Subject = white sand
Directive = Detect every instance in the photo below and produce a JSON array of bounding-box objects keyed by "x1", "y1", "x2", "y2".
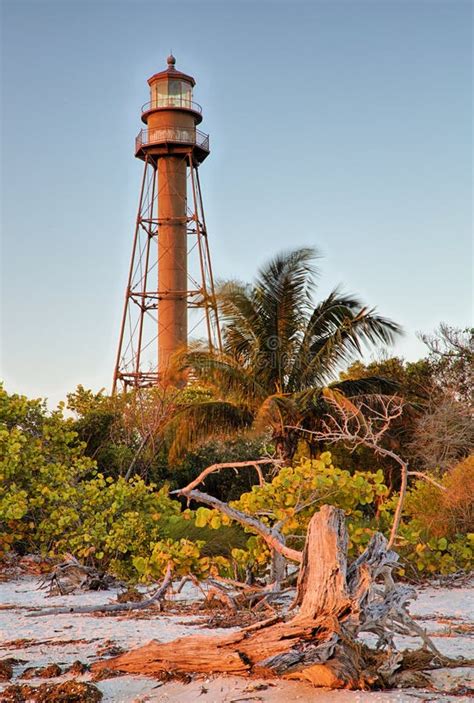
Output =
[{"x1": 0, "y1": 576, "x2": 472, "y2": 702}]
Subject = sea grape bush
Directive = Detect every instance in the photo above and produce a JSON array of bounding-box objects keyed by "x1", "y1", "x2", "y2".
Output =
[
  {"x1": 0, "y1": 386, "x2": 96, "y2": 555},
  {"x1": 37, "y1": 476, "x2": 184, "y2": 578},
  {"x1": 233, "y1": 453, "x2": 389, "y2": 541},
  {"x1": 0, "y1": 386, "x2": 244, "y2": 580},
  {"x1": 0, "y1": 386, "x2": 204, "y2": 578},
  {"x1": 397, "y1": 530, "x2": 473, "y2": 577},
  {"x1": 132, "y1": 536, "x2": 230, "y2": 582}
]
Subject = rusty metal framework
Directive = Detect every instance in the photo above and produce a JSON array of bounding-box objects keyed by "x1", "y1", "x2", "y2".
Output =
[{"x1": 112, "y1": 152, "x2": 221, "y2": 392}]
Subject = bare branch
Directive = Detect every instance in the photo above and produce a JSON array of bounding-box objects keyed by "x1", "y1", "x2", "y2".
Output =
[
  {"x1": 173, "y1": 487, "x2": 302, "y2": 564},
  {"x1": 287, "y1": 394, "x2": 409, "y2": 547},
  {"x1": 408, "y1": 396, "x2": 474, "y2": 473},
  {"x1": 179, "y1": 459, "x2": 279, "y2": 494},
  {"x1": 407, "y1": 471, "x2": 446, "y2": 491}
]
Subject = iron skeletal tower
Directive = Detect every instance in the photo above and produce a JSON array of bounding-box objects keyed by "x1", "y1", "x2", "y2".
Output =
[{"x1": 113, "y1": 56, "x2": 221, "y2": 392}]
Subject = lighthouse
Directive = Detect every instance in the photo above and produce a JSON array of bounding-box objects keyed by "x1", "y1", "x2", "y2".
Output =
[{"x1": 113, "y1": 56, "x2": 221, "y2": 391}]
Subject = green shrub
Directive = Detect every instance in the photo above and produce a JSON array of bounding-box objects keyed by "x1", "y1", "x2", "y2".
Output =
[
  {"x1": 0, "y1": 385, "x2": 96, "y2": 555},
  {"x1": 133, "y1": 538, "x2": 218, "y2": 581},
  {"x1": 38, "y1": 476, "x2": 184, "y2": 578},
  {"x1": 163, "y1": 516, "x2": 248, "y2": 557},
  {"x1": 393, "y1": 456, "x2": 474, "y2": 577},
  {"x1": 396, "y1": 528, "x2": 473, "y2": 577},
  {"x1": 2, "y1": 383, "x2": 471, "y2": 582},
  {"x1": 0, "y1": 385, "x2": 192, "y2": 579}
]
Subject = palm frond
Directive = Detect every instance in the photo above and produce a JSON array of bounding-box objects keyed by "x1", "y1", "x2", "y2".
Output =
[
  {"x1": 288, "y1": 288, "x2": 402, "y2": 391},
  {"x1": 332, "y1": 376, "x2": 400, "y2": 397},
  {"x1": 253, "y1": 248, "x2": 319, "y2": 335},
  {"x1": 254, "y1": 393, "x2": 300, "y2": 434},
  {"x1": 217, "y1": 250, "x2": 321, "y2": 384},
  {"x1": 217, "y1": 281, "x2": 261, "y2": 361},
  {"x1": 166, "y1": 400, "x2": 253, "y2": 463},
  {"x1": 178, "y1": 347, "x2": 267, "y2": 407}
]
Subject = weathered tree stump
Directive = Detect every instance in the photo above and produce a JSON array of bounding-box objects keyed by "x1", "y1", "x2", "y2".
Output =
[{"x1": 92, "y1": 505, "x2": 444, "y2": 689}]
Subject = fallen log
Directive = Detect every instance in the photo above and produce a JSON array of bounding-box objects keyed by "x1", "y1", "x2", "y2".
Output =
[{"x1": 92, "y1": 505, "x2": 452, "y2": 689}]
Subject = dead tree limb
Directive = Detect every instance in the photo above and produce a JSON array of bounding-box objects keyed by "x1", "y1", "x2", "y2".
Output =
[
  {"x1": 179, "y1": 459, "x2": 278, "y2": 494},
  {"x1": 172, "y1": 487, "x2": 302, "y2": 564},
  {"x1": 38, "y1": 556, "x2": 117, "y2": 596},
  {"x1": 92, "y1": 506, "x2": 449, "y2": 689},
  {"x1": 124, "y1": 429, "x2": 153, "y2": 481},
  {"x1": 407, "y1": 471, "x2": 446, "y2": 491},
  {"x1": 27, "y1": 564, "x2": 173, "y2": 618},
  {"x1": 174, "y1": 458, "x2": 294, "y2": 582}
]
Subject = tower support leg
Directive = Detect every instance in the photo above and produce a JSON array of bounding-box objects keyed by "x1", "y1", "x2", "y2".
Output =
[{"x1": 113, "y1": 152, "x2": 221, "y2": 392}]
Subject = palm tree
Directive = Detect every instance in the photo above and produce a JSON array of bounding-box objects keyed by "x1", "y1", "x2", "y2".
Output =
[{"x1": 168, "y1": 247, "x2": 401, "y2": 461}]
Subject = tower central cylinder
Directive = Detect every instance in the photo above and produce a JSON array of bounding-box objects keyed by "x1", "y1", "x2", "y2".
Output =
[{"x1": 157, "y1": 156, "x2": 188, "y2": 374}]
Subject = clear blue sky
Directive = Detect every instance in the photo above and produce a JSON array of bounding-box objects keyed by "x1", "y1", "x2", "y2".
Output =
[{"x1": 1, "y1": 0, "x2": 472, "y2": 409}]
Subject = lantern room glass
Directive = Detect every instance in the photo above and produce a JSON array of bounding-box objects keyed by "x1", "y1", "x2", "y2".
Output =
[{"x1": 152, "y1": 79, "x2": 193, "y2": 108}]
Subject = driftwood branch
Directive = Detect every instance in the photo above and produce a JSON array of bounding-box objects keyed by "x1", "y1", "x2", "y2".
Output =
[
  {"x1": 178, "y1": 458, "x2": 279, "y2": 494},
  {"x1": 174, "y1": 487, "x2": 302, "y2": 564},
  {"x1": 38, "y1": 556, "x2": 116, "y2": 596},
  {"x1": 27, "y1": 563, "x2": 173, "y2": 618}
]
